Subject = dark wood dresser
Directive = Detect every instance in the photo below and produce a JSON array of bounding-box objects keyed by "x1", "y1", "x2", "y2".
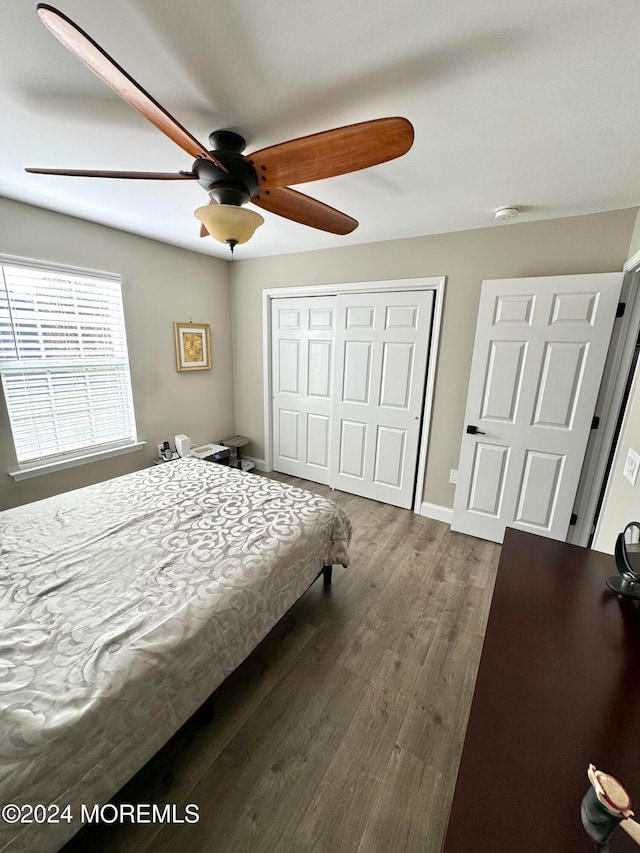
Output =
[{"x1": 442, "y1": 528, "x2": 640, "y2": 852}]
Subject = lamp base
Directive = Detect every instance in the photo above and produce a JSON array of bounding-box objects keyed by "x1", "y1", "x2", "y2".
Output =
[{"x1": 606, "y1": 575, "x2": 640, "y2": 599}]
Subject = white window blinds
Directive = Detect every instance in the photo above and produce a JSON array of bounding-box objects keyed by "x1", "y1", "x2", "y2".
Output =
[{"x1": 0, "y1": 261, "x2": 137, "y2": 465}]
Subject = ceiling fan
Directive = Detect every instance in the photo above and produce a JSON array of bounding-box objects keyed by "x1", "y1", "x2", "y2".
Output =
[{"x1": 25, "y1": 5, "x2": 415, "y2": 253}]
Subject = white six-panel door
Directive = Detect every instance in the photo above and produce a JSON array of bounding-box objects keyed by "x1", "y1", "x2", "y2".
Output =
[
  {"x1": 330, "y1": 290, "x2": 433, "y2": 508},
  {"x1": 451, "y1": 273, "x2": 623, "y2": 543},
  {"x1": 272, "y1": 297, "x2": 335, "y2": 483}
]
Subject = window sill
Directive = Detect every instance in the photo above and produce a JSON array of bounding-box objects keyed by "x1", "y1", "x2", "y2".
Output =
[{"x1": 9, "y1": 441, "x2": 146, "y2": 482}]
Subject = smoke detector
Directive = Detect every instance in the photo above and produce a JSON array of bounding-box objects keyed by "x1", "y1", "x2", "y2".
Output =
[{"x1": 495, "y1": 206, "x2": 519, "y2": 221}]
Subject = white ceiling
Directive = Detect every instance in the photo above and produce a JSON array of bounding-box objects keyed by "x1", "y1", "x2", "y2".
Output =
[{"x1": 2, "y1": 0, "x2": 640, "y2": 260}]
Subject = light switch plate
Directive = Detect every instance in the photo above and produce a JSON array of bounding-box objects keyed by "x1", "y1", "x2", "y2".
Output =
[{"x1": 623, "y1": 448, "x2": 640, "y2": 486}]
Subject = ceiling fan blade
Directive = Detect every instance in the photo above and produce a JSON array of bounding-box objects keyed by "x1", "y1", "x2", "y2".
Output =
[
  {"x1": 25, "y1": 167, "x2": 196, "y2": 180},
  {"x1": 252, "y1": 187, "x2": 357, "y2": 235},
  {"x1": 36, "y1": 5, "x2": 226, "y2": 171},
  {"x1": 247, "y1": 117, "x2": 414, "y2": 188}
]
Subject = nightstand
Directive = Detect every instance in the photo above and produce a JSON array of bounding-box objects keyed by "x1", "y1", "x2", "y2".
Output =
[{"x1": 221, "y1": 435, "x2": 255, "y2": 472}]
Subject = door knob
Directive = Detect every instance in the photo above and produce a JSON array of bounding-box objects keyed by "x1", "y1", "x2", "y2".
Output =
[{"x1": 466, "y1": 425, "x2": 486, "y2": 435}]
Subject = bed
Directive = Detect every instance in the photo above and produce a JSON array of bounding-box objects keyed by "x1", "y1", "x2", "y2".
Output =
[{"x1": 0, "y1": 457, "x2": 351, "y2": 852}]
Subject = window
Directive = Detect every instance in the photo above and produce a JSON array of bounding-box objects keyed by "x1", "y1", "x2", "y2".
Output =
[{"x1": 0, "y1": 258, "x2": 138, "y2": 469}]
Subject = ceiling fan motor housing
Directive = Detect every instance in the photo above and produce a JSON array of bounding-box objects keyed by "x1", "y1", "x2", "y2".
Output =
[{"x1": 193, "y1": 131, "x2": 257, "y2": 206}]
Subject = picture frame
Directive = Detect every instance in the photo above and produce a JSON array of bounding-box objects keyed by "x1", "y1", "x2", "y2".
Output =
[{"x1": 174, "y1": 322, "x2": 211, "y2": 371}]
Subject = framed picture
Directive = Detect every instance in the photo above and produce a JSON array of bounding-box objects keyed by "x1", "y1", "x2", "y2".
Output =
[{"x1": 174, "y1": 322, "x2": 211, "y2": 371}]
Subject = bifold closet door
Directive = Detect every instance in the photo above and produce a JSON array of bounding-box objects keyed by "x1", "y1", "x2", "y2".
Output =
[
  {"x1": 271, "y1": 296, "x2": 335, "y2": 483},
  {"x1": 330, "y1": 290, "x2": 434, "y2": 508}
]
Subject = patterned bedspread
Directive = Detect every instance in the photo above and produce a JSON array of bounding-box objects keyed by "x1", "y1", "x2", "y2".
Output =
[{"x1": 0, "y1": 458, "x2": 351, "y2": 851}]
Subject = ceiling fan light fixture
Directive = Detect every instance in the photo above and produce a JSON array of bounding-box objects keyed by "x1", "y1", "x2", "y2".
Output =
[{"x1": 194, "y1": 204, "x2": 265, "y2": 250}]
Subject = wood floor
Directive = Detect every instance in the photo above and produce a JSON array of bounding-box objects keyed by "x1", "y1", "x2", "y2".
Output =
[{"x1": 62, "y1": 475, "x2": 501, "y2": 853}]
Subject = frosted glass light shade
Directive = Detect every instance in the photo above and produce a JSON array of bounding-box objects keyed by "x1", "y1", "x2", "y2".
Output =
[{"x1": 194, "y1": 204, "x2": 264, "y2": 246}]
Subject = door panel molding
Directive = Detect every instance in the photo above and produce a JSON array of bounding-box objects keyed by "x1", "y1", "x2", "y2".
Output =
[
  {"x1": 468, "y1": 443, "x2": 510, "y2": 516},
  {"x1": 343, "y1": 341, "x2": 372, "y2": 404},
  {"x1": 481, "y1": 341, "x2": 527, "y2": 422}
]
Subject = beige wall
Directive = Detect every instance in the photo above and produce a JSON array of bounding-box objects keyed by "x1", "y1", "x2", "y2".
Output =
[
  {"x1": 627, "y1": 208, "x2": 640, "y2": 260},
  {"x1": 593, "y1": 358, "x2": 640, "y2": 553},
  {"x1": 2, "y1": 200, "x2": 636, "y2": 513},
  {"x1": 230, "y1": 208, "x2": 637, "y2": 509},
  {"x1": 0, "y1": 197, "x2": 233, "y2": 509}
]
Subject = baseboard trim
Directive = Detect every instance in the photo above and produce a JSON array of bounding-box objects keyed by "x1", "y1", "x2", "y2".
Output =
[
  {"x1": 419, "y1": 501, "x2": 453, "y2": 524},
  {"x1": 245, "y1": 455, "x2": 267, "y2": 472},
  {"x1": 244, "y1": 464, "x2": 452, "y2": 516}
]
